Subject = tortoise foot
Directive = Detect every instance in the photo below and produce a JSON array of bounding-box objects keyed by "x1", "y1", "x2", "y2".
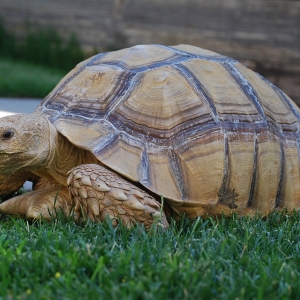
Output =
[
  {"x1": 0, "y1": 186, "x2": 73, "y2": 220},
  {"x1": 67, "y1": 164, "x2": 169, "y2": 229}
]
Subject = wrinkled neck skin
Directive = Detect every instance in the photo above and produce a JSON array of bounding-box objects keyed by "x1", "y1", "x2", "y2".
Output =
[{"x1": 32, "y1": 120, "x2": 98, "y2": 187}]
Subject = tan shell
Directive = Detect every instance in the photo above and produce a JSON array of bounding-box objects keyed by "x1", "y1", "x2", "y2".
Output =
[{"x1": 35, "y1": 44, "x2": 300, "y2": 218}]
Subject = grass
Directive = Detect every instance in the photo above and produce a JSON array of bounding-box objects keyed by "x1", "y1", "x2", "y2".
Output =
[
  {"x1": 0, "y1": 21, "x2": 86, "y2": 98},
  {"x1": 1, "y1": 212, "x2": 300, "y2": 299},
  {"x1": 0, "y1": 22, "x2": 85, "y2": 72},
  {"x1": 0, "y1": 58, "x2": 64, "y2": 98}
]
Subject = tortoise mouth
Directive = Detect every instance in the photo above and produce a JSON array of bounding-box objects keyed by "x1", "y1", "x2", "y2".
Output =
[{"x1": 0, "y1": 150, "x2": 25, "y2": 154}]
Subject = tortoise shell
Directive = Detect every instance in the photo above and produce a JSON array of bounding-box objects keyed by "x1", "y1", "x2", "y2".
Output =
[{"x1": 35, "y1": 44, "x2": 300, "y2": 218}]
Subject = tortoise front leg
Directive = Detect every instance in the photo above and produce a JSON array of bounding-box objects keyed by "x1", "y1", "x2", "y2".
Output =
[
  {"x1": 67, "y1": 164, "x2": 169, "y2": 229},
  {"x1": 0, "y1": 185, "x2": 73, "y2": 220}
]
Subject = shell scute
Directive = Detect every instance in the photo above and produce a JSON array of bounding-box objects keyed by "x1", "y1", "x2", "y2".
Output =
[
  {"x1": 50, "y1": 65, "x2": 133, "y2": 118},
  {"x1": 113, "y1": 65, "x2": 214, "y2": 137},
  {"x1": 91, "y1": 44, "x2": 183, "y2": 69},
  {"x1": 235, "y1": 62, "x2": 300, "y2": 131},
  {"x1": 180, "y1": 59, "x2": 263, "y2": 123}
]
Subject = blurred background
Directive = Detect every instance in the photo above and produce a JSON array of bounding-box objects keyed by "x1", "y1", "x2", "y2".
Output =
[{"x1": 0, "y1": 0, "x2": 299, "y2": 105}]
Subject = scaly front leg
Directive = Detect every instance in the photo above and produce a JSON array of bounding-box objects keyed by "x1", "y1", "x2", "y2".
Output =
[{"x1": 67, "y1": 164, "x2": 169, "y2": 229}]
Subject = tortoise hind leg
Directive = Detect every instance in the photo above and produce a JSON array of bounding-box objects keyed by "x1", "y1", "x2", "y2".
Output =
[
  {"x1": 67, "y1": 164, "x2": 169, "y2": 229},
  {"x1": 0, "y1": 185, "x2": 73, "y2": 220}
]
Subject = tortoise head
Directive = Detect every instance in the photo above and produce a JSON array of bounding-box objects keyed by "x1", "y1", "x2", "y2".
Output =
[{"x1": 0, "y1": 114, "x2": 55, "y2": 174}]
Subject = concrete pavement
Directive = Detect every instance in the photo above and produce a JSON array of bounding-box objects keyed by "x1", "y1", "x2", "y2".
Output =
[{"x1": 0, "y1": 97, "x2": 42, "y2": 117}]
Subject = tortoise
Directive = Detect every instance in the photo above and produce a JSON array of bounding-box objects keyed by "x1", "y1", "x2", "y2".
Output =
[{"x1": 0, "y1": 44, "x2": 300, "y2": 229}]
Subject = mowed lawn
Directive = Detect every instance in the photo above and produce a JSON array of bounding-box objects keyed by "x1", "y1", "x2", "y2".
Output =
[
  {"x1": 1, "y1": 59, "x2": 300, "y2": 299},
  {"x1": 0, "y1": 58, "x2": 64, "y2": 98},
  {"x1": 0, "y1": 213, "x2": 300, "y2": 299}
]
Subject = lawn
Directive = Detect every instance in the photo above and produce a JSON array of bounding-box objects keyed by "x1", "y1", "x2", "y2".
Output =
[
  {"x1": 0, "y1": 212, "x2": 300, "y2": 299},
  {"x1": 0, "y1": 58, "x2": 64, "y2": 98}
]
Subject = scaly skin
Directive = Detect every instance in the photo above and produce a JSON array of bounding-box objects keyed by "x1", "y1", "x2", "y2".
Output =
[
  {"x1": 68, "y1": 164, "x2": 169, "y2": 229},
  {"x1": 0, "y1": 114, "x2": 168, "y2": 228}
]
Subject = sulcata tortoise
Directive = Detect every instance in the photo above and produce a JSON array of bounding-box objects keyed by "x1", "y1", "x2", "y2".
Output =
[{"x1": 0, "y1": 44, "x2": 300, "y2": 229}]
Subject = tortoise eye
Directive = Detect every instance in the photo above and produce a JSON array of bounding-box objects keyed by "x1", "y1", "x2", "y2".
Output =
[{"x1": 1, "y1": 130, "x2": 14, "y2": 140}]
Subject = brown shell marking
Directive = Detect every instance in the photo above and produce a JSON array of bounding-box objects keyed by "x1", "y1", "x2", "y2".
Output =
[{"x1": 36, "y1": 44, "x2": 300, "y2": 217}]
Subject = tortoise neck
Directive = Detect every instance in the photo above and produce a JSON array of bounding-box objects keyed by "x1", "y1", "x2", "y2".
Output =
[{"x1": 33, "y1": 124, "x2": 97, "y2": 186}]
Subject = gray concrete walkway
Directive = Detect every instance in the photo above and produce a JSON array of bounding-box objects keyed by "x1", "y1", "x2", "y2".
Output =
[{"x1": 0, "y1": 97, "x2": 42, "y2": 117}]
